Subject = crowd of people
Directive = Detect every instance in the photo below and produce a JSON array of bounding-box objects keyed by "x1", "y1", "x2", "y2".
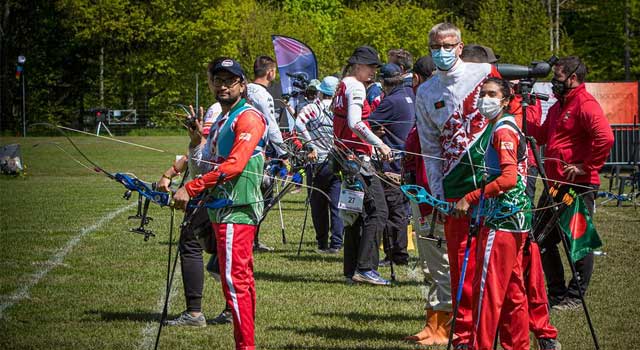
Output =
[{"x1": 157, "y1": 21, "x2": 614, "y2": 350}]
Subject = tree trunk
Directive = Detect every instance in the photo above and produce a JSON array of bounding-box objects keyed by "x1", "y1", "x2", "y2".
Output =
[
  {"x1": 100, "y1": 46, "x2": 104, "y2": 108},
  {"x1": 624, "y1": 0, "x2": 630, "y2": 81},
  {"x1": 555, "y1": 0, "x2": 560, "y2": 53},
  {"x1": 548, "y1": 0, "x2": 553, "y2": 53}
]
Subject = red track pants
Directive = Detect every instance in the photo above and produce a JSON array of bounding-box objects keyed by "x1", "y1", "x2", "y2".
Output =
[
  {"x1": 524, "y1": 241, "x2": 558, "y2": 339},
  {"x1": 470, "y1": 228, "x2": 529, "y2": 350},
  {"x1": 445, "y1": 214, "x2": 476, "y2": 346},
  {"x1": 214, "y1": 222, "x2": 257, "y2": 350}
]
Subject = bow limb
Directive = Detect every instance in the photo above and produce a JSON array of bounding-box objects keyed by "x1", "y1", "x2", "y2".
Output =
[{"x1": 400, "y1": 185, "x2": 452, "y2": 214}]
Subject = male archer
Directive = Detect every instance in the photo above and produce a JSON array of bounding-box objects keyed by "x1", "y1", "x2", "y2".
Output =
[{"x1": 174, "y1": 58, "x2": 268, "y2": 350}]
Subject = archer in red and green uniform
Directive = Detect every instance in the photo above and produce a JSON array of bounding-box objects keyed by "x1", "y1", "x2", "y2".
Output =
[
  {"x1": 454, "y1": 78, "x2": 531, "y2": 350},
  {"x1": 174, "y1": 58, "x2": 267, "y2": 350}
]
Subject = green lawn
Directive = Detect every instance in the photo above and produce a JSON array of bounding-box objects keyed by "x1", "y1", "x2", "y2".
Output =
[{"x1": 1, "y1": 136, "x2": 638, "y2": 349}]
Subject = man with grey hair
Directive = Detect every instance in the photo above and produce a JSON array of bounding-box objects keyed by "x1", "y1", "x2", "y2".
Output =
[{"x1": 415, "y1": 22, "x2": 500, "y2": 349}]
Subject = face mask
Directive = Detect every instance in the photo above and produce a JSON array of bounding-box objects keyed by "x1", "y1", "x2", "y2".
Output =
[
  {"x1": 431, "y1": 48, "x2": 457, "y2": 71},
  {"x1": 551, "y1": 62, "x2": 581, "y2": 98},
  {"x1": 551, "y1": 78, "x2": 568, "y2": 98},
  {"x1": 478, "y1": 97, "x2": 503, "y2": 120}
]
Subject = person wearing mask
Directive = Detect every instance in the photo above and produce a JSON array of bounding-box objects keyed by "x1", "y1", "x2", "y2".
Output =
[
  {"x1": 415, "y1": 22, "x2": 500, "y2": 349},
  {"x1": 461, "y1": 44, "x2": 560, "y2": 350},
  {"x1": 295, "y1": 76, "x2": 344, "y2": 253},
  {"x1": 369, "y1": 63, "x2": 414, "y2": 266},
  {"x1": 455, "y1": 77, "x2": 531, "y2": 350},
  {"x1": 333, "y1": 45, "x2": 392, "y2": 286},
  {"x1": 527, "y1": 56, "x2": 614, "y2": 311},
  {"x1": 173, "y1": 58, "x2": 268, "y2": 350},
  {"x1": 404, "y1": 55, "x2": 452, "y2": 347}
]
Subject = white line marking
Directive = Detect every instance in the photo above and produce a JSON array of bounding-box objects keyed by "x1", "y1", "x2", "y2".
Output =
[
  {"x1": 138, "y1": 267, "x2": 181, "y2": 350},
  {"x1": 0, "y1": 203, "x2": 136, "y2": 320}
]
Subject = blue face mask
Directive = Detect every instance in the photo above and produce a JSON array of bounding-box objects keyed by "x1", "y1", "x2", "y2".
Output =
[{"x1": 431, "y1": 48, "x2": 458, "y2": 71}]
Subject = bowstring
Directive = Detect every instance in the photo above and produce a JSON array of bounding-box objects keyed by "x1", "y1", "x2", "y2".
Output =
[
  {"x1": 329, "y1": 133, "x2": 596, "y2": 192},
  {"x1": 45, "y1": 123, "x2": 609, "y2": 209},
  {"x1": 47, "y1": 124, "x2": 334, "y2": 203},
  {"x1": 326, "y1": 133, "x2": 600, "y2": 216},
  {"x1": 33, "y1": 141, "x2": 95, "y2": 172}
]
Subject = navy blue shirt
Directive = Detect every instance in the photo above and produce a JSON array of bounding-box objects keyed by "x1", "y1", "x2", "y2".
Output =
[{"x1": 369, "y1": 85, "x2": 416, "y2": 173}]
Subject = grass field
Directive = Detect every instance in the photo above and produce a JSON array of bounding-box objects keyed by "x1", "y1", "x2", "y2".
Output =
[{"x1": 1, "y1": 135, "x2": 639, "y2": 350}]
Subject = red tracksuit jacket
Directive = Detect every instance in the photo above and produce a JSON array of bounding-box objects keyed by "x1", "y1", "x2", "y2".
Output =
[{"x1": 527, "y1": 83, "x2": 614, "y2": 185}]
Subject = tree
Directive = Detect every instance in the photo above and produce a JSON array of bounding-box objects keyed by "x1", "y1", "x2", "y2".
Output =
[
  {"x1": 474, "y1": 0, "x2": 556, "y2": 65},
  {"x1": 562, "y1": 0, "x2": 640, "y2": 81}
]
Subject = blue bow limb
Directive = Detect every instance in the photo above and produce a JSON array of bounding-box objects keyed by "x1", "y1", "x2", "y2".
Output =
[
  {"x1": 400, "y1": 185, "x2": 453, "y2": 214},
  {"x1": 115, "y1": 173, "x2": 235, "y2": 210},
  {"x1": 400, "y1": 184, "x2": 521, "y2": 219},
  {"x1": 115, "y1": 173, "x2": 171, "y2": 206}
]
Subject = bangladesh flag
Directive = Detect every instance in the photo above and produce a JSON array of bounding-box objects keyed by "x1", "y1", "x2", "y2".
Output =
[{"x1": 557, "y1": 196, "x2": 602, "y2": 262}]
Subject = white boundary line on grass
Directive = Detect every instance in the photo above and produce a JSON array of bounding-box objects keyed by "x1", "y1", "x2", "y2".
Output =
[
  {"x1": 0, "y1": 203, "x2": 136, "y2": 320},
  {"x1": 138, "y1": 268, "x2": 181, "y2": 350}
]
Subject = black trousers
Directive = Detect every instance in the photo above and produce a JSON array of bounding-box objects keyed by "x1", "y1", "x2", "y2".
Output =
[
  {"x1": 343, "y1": 173, "x2": 388, "y2": 277},
  {"x1": 380, "y1": 181, "x2": 409, "y2": 264},
  {"x1": 537, "y1": 184, "x2": 597, "y2": 301},
  {"x1": 306, "y1": 162, "x2": 344, "y2": 250},
  {"x1": 179, "y1": 207, "x2": 214, "y2": 312}
]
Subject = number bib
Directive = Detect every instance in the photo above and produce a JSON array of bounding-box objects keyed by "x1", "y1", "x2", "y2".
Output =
[{"x1": 338, "y1": 188, "x2": 364, "y2": 212}]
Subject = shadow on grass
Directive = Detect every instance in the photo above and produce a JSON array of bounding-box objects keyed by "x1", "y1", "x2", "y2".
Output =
[
  {"x1": 265, "y1": 345, "x2": 409, "y2": 350},
  {"x1": 312, "y1": 310, "x2": 422, "y2": 322},
  {"x1": 373, "y1": 296, "x2": 422, "y2": 303},
  {"x1": 86, "y1": 309, "x2": 162, "y2": 322},
  {"x1": 281, "y1": 253, "x2": 343, "y2": 263},
  {"x1": 254, "y1": 271, "x2": 346, "y2": 285},
  {"x1": 280, "y1": 199, "x2": 305, "y2": 205},
  {"x1": 265, "y1": 325, "x2": 409, "y2": 348},
  {"x1": 276, "y1": 207, "x2": 308, "y2": 212}
]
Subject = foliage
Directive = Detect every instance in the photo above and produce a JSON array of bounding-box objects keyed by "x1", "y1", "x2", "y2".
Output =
[
  {"x1": 1, "y1": 0, "x2": 638, "y2": 134},
  {"x1": 563, "y1": 0, "x2": 640, "y2": 81},
  {"x1": 474, "y1": 0, "x2": 555, "y2": 65}
]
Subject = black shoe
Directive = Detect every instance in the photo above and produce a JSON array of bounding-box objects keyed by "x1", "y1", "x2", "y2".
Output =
[
  {"x1": 552, "y1": 297, "x2": 582, "y2": 311},
  {"x1": 537, "y1": 338, "x2": 562, "y2": 350},
  {"x1": 209, "y1": 308, "x2": 233, "y2": 324},
  {"x1": 253, "y1": 242, "x2": 274, "y2": 252},
  {"x1": 165, "y1": 311, "x2": 206, "y2": 327},
  {"x1": 393, "y1": 258, "x2": 409, "y2": 266},
  {"x1": 548, "y1": 295, "x2": 563, "y2": 308},
  {"x1": 378, "y1": 258, "x2": 392, "y2": 267}
]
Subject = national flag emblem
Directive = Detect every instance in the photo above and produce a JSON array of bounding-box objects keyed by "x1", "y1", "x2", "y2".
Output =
[
  {"x1": 434, "y1": 100, "x2": 445, "y2": 109},
  {"x1": 500, "y1": 141, "x2": 514, "y2": 150},
  {"x1": 558, "y1": 196, "x2": 602, "y2": 262}
]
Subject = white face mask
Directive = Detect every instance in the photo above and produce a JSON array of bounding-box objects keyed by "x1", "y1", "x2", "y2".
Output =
[{"x1": 478, "y1": 97, "x2": 504, "y2": 120}]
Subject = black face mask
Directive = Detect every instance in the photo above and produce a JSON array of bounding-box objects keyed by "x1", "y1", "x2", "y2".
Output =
[
  {"x1": 551, "y1": 78, "x2": 568, "y2": 97},
  {"x1": 551, "y1": 62, "x2": 582, "y2": 98}
]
